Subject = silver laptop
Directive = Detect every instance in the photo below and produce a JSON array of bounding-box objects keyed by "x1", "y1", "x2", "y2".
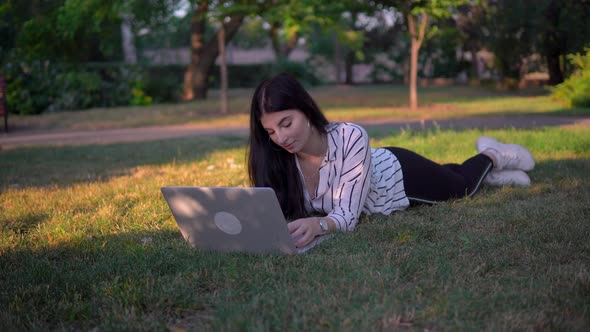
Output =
[{"x1": 161, "y1": 186, "x2": 328, "y2": 255}]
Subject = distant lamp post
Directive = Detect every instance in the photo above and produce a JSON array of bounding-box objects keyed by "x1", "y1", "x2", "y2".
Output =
[{"x1": 0, "y1": 73, "x2": 8, "y2": 132}]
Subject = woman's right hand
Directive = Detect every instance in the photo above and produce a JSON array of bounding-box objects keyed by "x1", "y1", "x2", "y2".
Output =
[{"x1": 287, "y1": 217, "x2": 323, "y2": 248}]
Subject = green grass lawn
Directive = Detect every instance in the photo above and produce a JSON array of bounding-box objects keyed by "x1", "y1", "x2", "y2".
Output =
[
  {"x1": 7, "y1": 85, "x2": 589, "y2": 132},
  {"x1": 1, "y1": 123, "x2": 589, "y2": 330}
]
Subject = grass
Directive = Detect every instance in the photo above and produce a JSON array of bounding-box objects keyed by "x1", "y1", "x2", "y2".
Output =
[
  {"x1": 6, "y1": 85, "x2": 589, "y2": 132},
  {"x1": 1, "y1": 121, "x2": 590, "y2": 330}
]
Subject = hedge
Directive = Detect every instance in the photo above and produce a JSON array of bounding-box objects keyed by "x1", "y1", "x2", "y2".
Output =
[{"x1": 1, "y1": 61, "x2": 320, "y2": 115}]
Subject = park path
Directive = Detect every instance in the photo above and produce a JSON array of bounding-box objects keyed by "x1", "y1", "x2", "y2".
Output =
[{"x1": 1, "y1": 114, "x2": 589, "y2": 150}]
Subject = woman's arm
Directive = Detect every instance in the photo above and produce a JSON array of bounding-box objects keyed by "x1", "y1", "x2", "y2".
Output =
[
  {"x1": 326, "y1": 124, "x2": 372, "y2": 231},
  {"x1": 288, "y1": 216, "x2": 337, "y2": 248},
  {"x1": 288, "y1": 124, "x2": 372, "y2": 248}
]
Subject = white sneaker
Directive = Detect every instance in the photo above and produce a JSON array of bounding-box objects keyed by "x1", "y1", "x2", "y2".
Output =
[
  {"x1": 484, "y1": 169, "x2": 531, "y2": 187},
  {"x1": 476, "y1": 136, "x2": 535, "y2": 171}
]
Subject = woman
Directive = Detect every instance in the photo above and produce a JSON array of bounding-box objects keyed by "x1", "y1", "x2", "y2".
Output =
[{"x1": 247, "y1": 73, "x2": 535, "y2": 248}]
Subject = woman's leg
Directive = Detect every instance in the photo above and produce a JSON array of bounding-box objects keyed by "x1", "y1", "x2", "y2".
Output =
[{"x1": 385, "y1": 147, "x2": 493, "y2": 205}]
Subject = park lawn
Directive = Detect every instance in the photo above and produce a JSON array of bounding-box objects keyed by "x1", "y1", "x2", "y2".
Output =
[
  {"x1": 1, "y1": 124, "x2": 589, "y2": 330},
  {"x1": 7, "y1": 85, "x2": 588, "y2": 132}
]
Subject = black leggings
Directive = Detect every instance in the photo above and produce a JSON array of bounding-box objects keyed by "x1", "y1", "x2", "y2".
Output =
[{"x1": 385, "y1": 147, "x2": 493, "y2": 205}]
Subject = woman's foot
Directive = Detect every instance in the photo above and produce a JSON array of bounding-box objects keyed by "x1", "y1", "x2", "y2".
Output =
[
  {"x1": 476, "y1": 136, "x2": 535, "y2": 171},
  {"x1": 485, "y1": 169, "x2": 531, "y2": 187}
]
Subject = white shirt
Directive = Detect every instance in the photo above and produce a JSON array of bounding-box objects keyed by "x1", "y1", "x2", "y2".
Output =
[{"x1": 296, "y1": 122, "x2": 409, "y2": 231}]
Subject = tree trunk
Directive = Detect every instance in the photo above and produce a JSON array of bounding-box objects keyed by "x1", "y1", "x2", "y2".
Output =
[
  {"x1": 409, "y1": 42, "x2": 419, "y2": 110},
  {"x1": 182, "y1": 1, "x2": 243, "y2": 100},
  {"x1": 546, "y1": 53, "x2": 563, "y2": 85},
  {"x1": 334, "y1": 36, "x2": 343, "y2": 84},
  {"x1": 407, "y1": 12, "x2": 427, "y2": 110},
  {"x1": 269, "y1": 22, "x2": 298, "y2": 62},
  {"x1": 343, "y1": 11, "x2": 359, "y2": 85},
  {"x1": 543, "y1": 0, "x2": 564, "y2": 85},
  {"x1": 121, "y1": 14, "x2": 137, "y2": 64},
  {"x1": 269, "y1": 22, "x2": 284, "y2": 61},
  {"x1": 218, "y1": 24, "x2": 228, "y2": 114},
  {"x1": 470, "y1": 48, "x2": 480, "y2": 82},
  {"x1": 344, "y1": 49, "x2": 355, "y2": 85}
]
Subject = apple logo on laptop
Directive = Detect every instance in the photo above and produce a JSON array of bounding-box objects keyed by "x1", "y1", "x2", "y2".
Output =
[{"x1": 214, "y1": 211, "x2": 243, "y2": 235}]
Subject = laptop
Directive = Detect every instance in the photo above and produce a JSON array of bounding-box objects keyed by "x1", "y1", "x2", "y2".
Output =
[{"x1": 161, "y1": 186, "x2": 329, "y2": 255}]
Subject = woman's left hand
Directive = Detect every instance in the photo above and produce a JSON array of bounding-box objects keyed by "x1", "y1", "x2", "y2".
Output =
[{"x1": 287, "y1": 217, "x2": 322, "y2": 248}]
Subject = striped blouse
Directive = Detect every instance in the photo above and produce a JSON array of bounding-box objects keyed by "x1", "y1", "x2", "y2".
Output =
[{"x1": 296, "y1": 122, "x2": 410, "y2": 231}]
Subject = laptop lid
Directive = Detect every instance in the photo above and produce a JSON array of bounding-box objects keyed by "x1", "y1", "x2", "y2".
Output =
[{"x1": 161, "y1": 186, "x2": 298, "y2": 255}]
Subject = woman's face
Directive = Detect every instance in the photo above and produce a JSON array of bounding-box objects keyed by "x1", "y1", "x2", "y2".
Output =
[{"x1": 260, "y1": 109, "x2": 313, "y2": 154}]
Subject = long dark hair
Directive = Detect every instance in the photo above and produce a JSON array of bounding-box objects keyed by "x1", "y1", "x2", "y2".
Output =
[{"x1": 247, "y1": 73, "x2": 329, "y2": 220}]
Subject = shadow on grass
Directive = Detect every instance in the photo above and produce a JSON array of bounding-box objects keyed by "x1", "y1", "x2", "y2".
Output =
[
  {"x1": 0, "y1": 212, "x2": 49, "y2": 236},
  {"x1": 0, "y1": 229, "x2": 213, "y2": 330},
  {"x1": 0, "y1": 135, "x2": 249, "y2": 190},
  {"x1": 0, "y1": 227, "x2": 297, "y2": 330},
  {"x1": 1, "y1": 157, "x2": 589, "y2": 330}
]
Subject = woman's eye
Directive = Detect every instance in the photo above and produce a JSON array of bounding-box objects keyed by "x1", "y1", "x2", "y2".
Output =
[{"x1": 283, "y1": 122, "x2": 292, "y2": 128}]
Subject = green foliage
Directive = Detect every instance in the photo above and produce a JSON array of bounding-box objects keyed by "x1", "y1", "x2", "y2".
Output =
[
  {"x1": 271, "y1": 60, "x2": 321, "y2": 86},
  {"x1": 405, "y1": 0, "x2": 470, "y2": 19},
  {"x1": 2, "y1": 0, "x2": 183, "y2": 63},
  {"x1": 4, "y1": 61, "x2": 57, "y2": 115},
  {"x1": 420, "y1": 25, "x2": 470, "y2": 78},
  {"x1": 141, "y1": 65, "x2": 184, "y2": 103},
  {"x1": 550, "y1": 48, "x2": 590, "y2": 108},
  {"x1": 3, "y1": 62, "x2": 143, "y2": 114},
  {"x1": 208, "y1": 62, "x2": 321, "y2": 88},
  {"x1": 1, "y1": 61, "x2": 320, "y2": 115},
  {"x1": 55, "y1": 71, "x2": 103, "y2": 110},
  {"x1": 231, "y1": 17, "x2": 269, "y2": 49},
  {"x1": 129, "y1": 81, "x2": 153, "y2": 106},
  {"x1": 484, "y1": 0, "x2": 542, "y2": 81}
]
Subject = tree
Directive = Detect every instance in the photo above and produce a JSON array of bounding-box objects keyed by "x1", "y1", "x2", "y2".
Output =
[
  {"x1": 302, "y1": 0, "x2": 374, "y2": 84},
  {"x1": 379, "y1": 0, "x2": 468, "y2": 110},
  {"x1": 538, "y1": 0, "x2": 590, "y2": 85},
  {"x1": 264, "y1": 0, "x2": 302, "y2": 62},
  {"x1": 483, "y1": 0, "x2": 541, "y2": 87},
  {"x1": 455, "y1": 1, "x2": 487, "y2": 81},
  {"x1": 405, "y1": 6, "x2": 427, "y2": 110},
  {"x1": 182, "y1": 1, "x2": 258, "y2": 100},
  {"x1": 478, "y1": 0, "x2": 590, "y2": 87},
  {"x1": 261, "y1": 0, "x2": 357, "y2": 66},
  {"x1": 0, "y1": 0, "x2": 179, "y2": 63},
  {"x1": 217, "y1": 23, "x2": 228, "y2": 113}
]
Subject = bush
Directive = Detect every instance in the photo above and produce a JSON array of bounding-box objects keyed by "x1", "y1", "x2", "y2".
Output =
[
  {"x1": 53, "y1": 70, "x2": 103, "y2": 111},
  {"x1": 1, "y1": 61, "x2": 320, "y2": 115},
  {"x1": 2, "y1": 62, "x2": 149, "y2": 114},
  {"x1": 270, "y1": 60, "x2": 321, "y2": 86},
  {"x1": 143, "y1": 65, "x2": 184, "y2": 102},
  {"x1": 550, "y1": 47, "x2": 590, "y2": 108},
  {"x1": 4, "y1": 61, "x2": 57, "y2": 115},
  {"x1": 208, "y1": 61, "x2": 321, "y2": 88}
]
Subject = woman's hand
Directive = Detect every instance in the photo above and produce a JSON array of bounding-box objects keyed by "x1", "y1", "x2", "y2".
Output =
[{"x1": 287, "y1": 217, "x2": 322, "y2": 248}]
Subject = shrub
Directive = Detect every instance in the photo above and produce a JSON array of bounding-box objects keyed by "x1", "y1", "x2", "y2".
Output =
[
  {"x1": 129, "y1": 81, "x2": 153, "y2": 106},
  {"x1": 208, "y1": 62, "x2": 321, "y2": 88},
  {"x1": 143, "y1": 65, "x2": 184, "y2": 102},
  {"x1": 4, "y1": 61, "x2": 57, "y2": 115},
  {"x1": 53, "y1": 70, "x2": 103, "y2": 111},
  {"x1": 270, "y1": 60, "x2": 321, "y2": 86},
  {"x1": 1, "y1": 61, "x2": 320, "y2": 115},
  {"x1": 2, "y1": 62, "x2": 145, "y2": 114},
  {"x1": 550, "y1": 47, "x2": 590, "y2": 108}
]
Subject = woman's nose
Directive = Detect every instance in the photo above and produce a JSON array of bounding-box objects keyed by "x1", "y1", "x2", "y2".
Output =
[{"x1": 276, "y1": 131, "x2": 286, "y2": 144}]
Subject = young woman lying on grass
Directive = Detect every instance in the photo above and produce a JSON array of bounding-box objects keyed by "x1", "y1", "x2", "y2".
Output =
[{"x1": 247, "y1": 73, "x2": 535, "y2": 249}]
